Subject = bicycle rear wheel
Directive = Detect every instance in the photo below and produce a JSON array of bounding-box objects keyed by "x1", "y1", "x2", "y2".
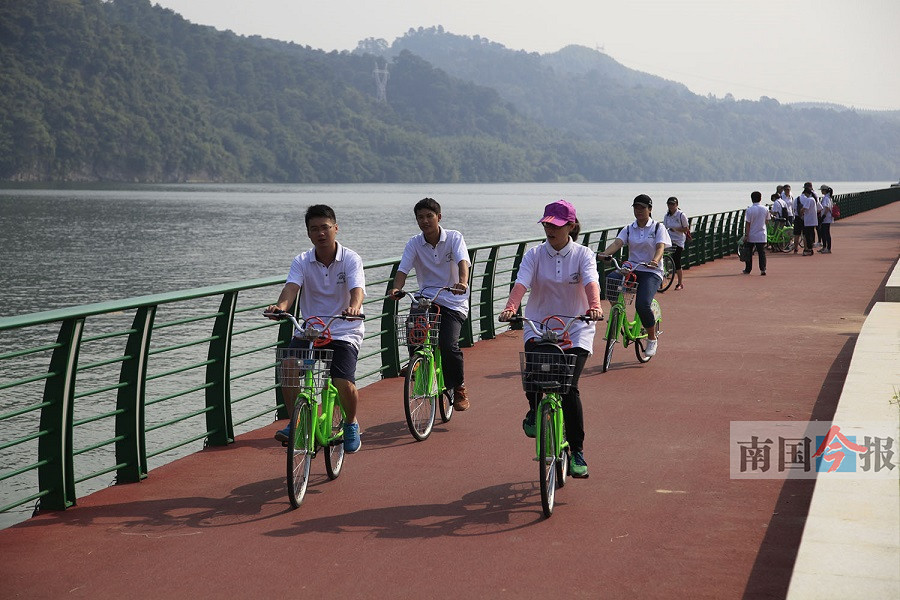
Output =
[
  {"x1": 602, "y1": 306, "x2": 621, "y2": 373},
  {"x1": 287, "y1": 398, "x2": 313, "y2": 509},
  {"x1": 439, "y1": 387, "x2": 454, "y2": 422},
  {"x1": 404, "y1": 354, "x2": 437, "y2": 441},
  {"x1": 538, "y1": 402, "x2": 557, "y2": 518},
  {"x1": 658, "y1": 254, "x2": 675, "y2": 292},
  {"x1": 324, "y1": 391, "x2": 345, "y2": 480}
]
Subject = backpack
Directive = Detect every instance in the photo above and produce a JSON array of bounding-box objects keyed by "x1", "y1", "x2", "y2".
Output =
[{"x1": 831, "y1": 204, "x2": 841, "y2": 219}]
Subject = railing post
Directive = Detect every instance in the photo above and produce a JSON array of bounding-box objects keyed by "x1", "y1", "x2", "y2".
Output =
[
  {"x1": 37, "y1": 318, "x2": 83, "y2": 510},
  {"x1": 382, "y1": 263, "x2": 402, "y2": 378},
  {"x1": 478, "y1": 246, "x2": 499, "y2": 341},
  {"x1": 508, "y1": 242, "x2": 528, "y2": 330},
  {"x1": 460, "y1": 248, "x2": 477, "y2": 347},
  {"x1": 115, "y1": 306, "x2": 155, "y2": 483},
  {"x1": 205, "y1": 292, "x2": 237, "y2": 446}
]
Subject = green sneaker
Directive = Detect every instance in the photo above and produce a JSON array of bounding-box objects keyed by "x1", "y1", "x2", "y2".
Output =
[
  {"x1": 570, "y1": 451, "x2": 589, "y2": 478},
  {"x1": 522, "y1": 410, "x2": 536, "y2": 438}
]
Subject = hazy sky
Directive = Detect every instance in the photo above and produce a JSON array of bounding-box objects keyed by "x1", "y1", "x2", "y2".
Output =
[{"x1": 152, "y1": 0, "x2": 899, "y2": 111}]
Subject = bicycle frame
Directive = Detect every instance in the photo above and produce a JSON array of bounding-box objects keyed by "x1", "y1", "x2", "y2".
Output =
[
  {"x1": 295, "y1": 376, "x2": 343, "y2": 454},
  {"x1": 605, "y1": 299, "x2": 645, "y2": 346}
]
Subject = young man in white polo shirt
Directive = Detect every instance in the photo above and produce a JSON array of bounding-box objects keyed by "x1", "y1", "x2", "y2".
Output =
[
  {"x1": 389, "y1": 198, "x2": 472, "y2": 410},
  {"x1": 742, "y1": 191, "x2": 769, "y2": 275},
  {"x1": 267, "y1": 204, "x2": 366, "y2": 452}
]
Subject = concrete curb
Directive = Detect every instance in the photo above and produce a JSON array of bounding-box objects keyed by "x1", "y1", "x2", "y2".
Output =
[{"x1": 786, "y1": 301, "x2": 900, "y2": 599}]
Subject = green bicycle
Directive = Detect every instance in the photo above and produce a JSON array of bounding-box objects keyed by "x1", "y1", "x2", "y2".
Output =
[
  {"x1": 267, "y1": 310, "x2": 364, "y2": 509},
  {"x1": 600, "y1": 257, "x2": 662, "y2": 372},
  {"x1": 766, "y1": 218, "x2": 795, "y2": 253},
  {"x1": 504, "y1": 313, "x2": 595, "y2": 518},
  {"x1": 394, "y1": 286, "x2": 455, "y2": 441}
]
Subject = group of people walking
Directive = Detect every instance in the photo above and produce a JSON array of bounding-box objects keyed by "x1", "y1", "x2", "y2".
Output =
[
  {"x1": 743, "y1": 182, "x2": 837, "y2": 275},
  {"x1": 266, "y1": 194, "x2": 674, "y2": 479}
]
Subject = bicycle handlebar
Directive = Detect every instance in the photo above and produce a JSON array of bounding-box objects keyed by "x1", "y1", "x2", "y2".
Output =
[
  {"x1": 501, "y1": 314, "x2": 601, "y2": 344},
  {"x1": 262, "y1": 310, "x2": 365, "y2": 341},
  {"x1": 596, "y1": 255, "x2": 655, "y2": 273},
  {"x1": 392, "y1": 286, "x2": 453, "y2": 310}
]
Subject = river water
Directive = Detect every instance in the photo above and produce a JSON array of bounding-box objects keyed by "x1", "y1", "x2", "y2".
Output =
[
  {"x1": 5, "y1": 181, "x2": 889, "y2": 316},
  {"x1": 0, "y1": 181, "x2": 888, "y2": 527}
]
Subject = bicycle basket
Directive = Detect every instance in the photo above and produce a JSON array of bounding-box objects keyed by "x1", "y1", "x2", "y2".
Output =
[
  {"x1": 396, "y1": 310, "x2": 440, "y2": 348},
  {"x1": 519, "y1": 347, "x2": 577, "y2": 394},
  {"x1": 276, "y1": 347, "x2": 333, "y2": 394},
  {"x1": 606, "y1": 274, "x2": 638, "y2": 305}
]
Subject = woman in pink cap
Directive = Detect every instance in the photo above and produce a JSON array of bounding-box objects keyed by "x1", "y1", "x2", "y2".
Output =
[{"x1": 499, "y1": 200, "x2": 603, "y2": 479}]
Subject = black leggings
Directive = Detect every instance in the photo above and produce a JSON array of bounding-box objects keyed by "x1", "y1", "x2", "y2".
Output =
[
  {"x1": 820, "y1": 223, "x2": 832, "y2": 250},
  {"x1": 672, "y1": 245, "x2": 684, "y2": 270},
  {"x1": 524, "y1": 340, "x2": 589, "y2": 453}
]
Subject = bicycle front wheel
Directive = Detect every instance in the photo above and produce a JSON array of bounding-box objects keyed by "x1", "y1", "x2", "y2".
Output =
[
  {"x1": 324, "y1": 390, "x2": 345, "y2": 480},
  {"x1": 439, "y1": 387, "x2": 454, "y2": 423},
  {"x1": 404, "y1": 354, "x2": 437, "y2": 441},
  {"x1": 538, "y1": 402, "x2": 557, "y2": 518},
  {"x1": 287, "y1": 398, "x2": 313, "y2": 509},
  {"x1": 658, "y1": 254, "x2": 675, "y2": 292},
  {"x1": 635, "y1": 300, "x2": 662, "y2": 363},
  {"x1": 602, "y1": 305, "x2": 621, "y2": 373}
]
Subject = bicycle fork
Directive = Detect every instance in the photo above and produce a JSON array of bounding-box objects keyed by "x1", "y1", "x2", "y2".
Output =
[{"x1": 534, "y1": 396, "x2": 568, "y2": 463}]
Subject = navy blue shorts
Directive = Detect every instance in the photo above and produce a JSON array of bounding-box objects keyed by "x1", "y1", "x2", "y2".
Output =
[{"x1": 288, "y1": 337, "x2": 358, "y2": 384}]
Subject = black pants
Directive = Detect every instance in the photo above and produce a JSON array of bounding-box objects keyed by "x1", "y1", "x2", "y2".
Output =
[
  {"x1": 743, "y1": 242, "x2": 767, "y2": 273},
  {"x1": 524, "y1": 339, "x2": 589, "y2": 453},
  {"x1": 436, "y1": 305, "x2": 466, "y2": 390},
  {"x1": 820, "y1": 223, "x2": 832, "y2": 250},
  {"x1": 803, "y1": 226, "x2": 816, "y2": 251}
]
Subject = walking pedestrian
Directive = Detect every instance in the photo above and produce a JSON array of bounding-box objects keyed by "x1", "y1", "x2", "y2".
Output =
[{"x1": 742, "y1": 191, "x2": 769, "y2": 275}]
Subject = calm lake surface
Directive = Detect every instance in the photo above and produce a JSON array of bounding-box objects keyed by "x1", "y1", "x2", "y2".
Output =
[{"x1": 0, "y1": 181, "x2": 887, "y2": 317}]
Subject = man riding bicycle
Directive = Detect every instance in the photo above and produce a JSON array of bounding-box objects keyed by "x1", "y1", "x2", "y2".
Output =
[{"x1": 266, "y1": 204, "x2": 366, "y2": 453}]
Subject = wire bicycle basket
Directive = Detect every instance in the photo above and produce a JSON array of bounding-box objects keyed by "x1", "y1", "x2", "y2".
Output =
[
  {"x1": 276, "y1": 347, "x2": 333, "y2": 394},
  {"x1": 606, "y1": 274, "x2": 638, "y2": 305},
  {"x1": 397, "y1": 310, "x2": 441, "y2": 348},
  {"x1": 519, "y1": 350, "x2": 577, "y2": 394}
]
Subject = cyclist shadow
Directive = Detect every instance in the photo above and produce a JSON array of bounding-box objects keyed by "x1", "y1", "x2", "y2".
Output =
[
  {"x1": 266, "y1": 480, "x2": 550, "y2": 539},
  {"x1": 361, "y1": 420, "x2": 435, "y2": 449}
]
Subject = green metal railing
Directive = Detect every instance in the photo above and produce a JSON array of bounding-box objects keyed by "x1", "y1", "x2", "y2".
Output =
[{"x1": 1, "y1": 187, "x2": 895, "y2": 517}]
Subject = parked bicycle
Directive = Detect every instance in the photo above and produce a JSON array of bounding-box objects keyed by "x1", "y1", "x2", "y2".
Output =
[
  {"x1": 264, "y1": 309, "x2": 365, "y2": 509},
  {"x1": 599, "y1": 257, "x2": 662, "y2": 372},
  {"x1": 502, "y1": 313, "x2": 598, "y2": 518},
  {"x1": 393, "y1": 286, "x2": 455, "y2": 441}
]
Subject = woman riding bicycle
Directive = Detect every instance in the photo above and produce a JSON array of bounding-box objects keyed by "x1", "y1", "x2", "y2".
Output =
[
  {"x1": 598, "y1": 194, "x2": 671, "y2": 357},
  {"x1": 499, "y1": 199, "x2": 602, "y2": 478}
]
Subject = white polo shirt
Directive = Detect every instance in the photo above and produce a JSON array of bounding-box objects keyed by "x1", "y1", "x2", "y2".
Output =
[
  {"x1": 820, "y1": 194, "x2": 834, "y2": 225},
  {"x1": 799, "y1": 193, "x2": 819, "y2": 227},
  {"x1": 286, "y1": 242, "x2": 366, "y2": 348},
  {"x1": 744, "y1": 203, "x2": 769, "y2": 243},
  {"x1": 781, "y1": 192, "x2": 795, "y2": 217},
  {"x1": 398, "y1": 227, "x2": 470, "y2": 316},
  {"x1": 515, "y1": 240, "x2": 599, "y2": 352},
  {"x1": 663, "y1": 209, "x2": 689, "y2": 248},
  {"x1": 616, "y1": 218, "x2": 672, "y2": 278}
]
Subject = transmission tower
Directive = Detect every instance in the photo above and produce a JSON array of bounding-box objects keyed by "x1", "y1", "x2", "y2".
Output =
[{"x1": 373, "y1": 61, "x2": 389, "y2": 103}]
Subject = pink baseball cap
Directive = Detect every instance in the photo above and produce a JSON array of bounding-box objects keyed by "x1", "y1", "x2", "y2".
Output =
[{"x1": 539, "y1": 199, "x2": 576, "y2": 226}]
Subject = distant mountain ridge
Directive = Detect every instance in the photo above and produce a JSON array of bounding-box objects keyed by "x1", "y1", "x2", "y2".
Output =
[{"x1": 1, "y1": 1, "x2": 897, "y2": 183}]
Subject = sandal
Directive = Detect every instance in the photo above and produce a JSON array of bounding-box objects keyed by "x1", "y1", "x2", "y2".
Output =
[{"x1": 674, "y1": 283, "x2": 684, "y2": 290}]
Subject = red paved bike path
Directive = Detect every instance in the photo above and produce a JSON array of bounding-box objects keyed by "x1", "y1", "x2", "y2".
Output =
[{"x1": 2, "y1": 202, "x2": 898, "y2": 599}]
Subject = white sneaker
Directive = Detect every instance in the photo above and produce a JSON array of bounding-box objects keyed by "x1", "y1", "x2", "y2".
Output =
[{"x1": 645, "y1": 339, "x2": 658, "y2": 357}]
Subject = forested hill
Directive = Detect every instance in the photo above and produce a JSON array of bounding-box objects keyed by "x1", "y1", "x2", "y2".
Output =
[{"x1": 1, "y1": 1, "x2": 897, "y2": 183}]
